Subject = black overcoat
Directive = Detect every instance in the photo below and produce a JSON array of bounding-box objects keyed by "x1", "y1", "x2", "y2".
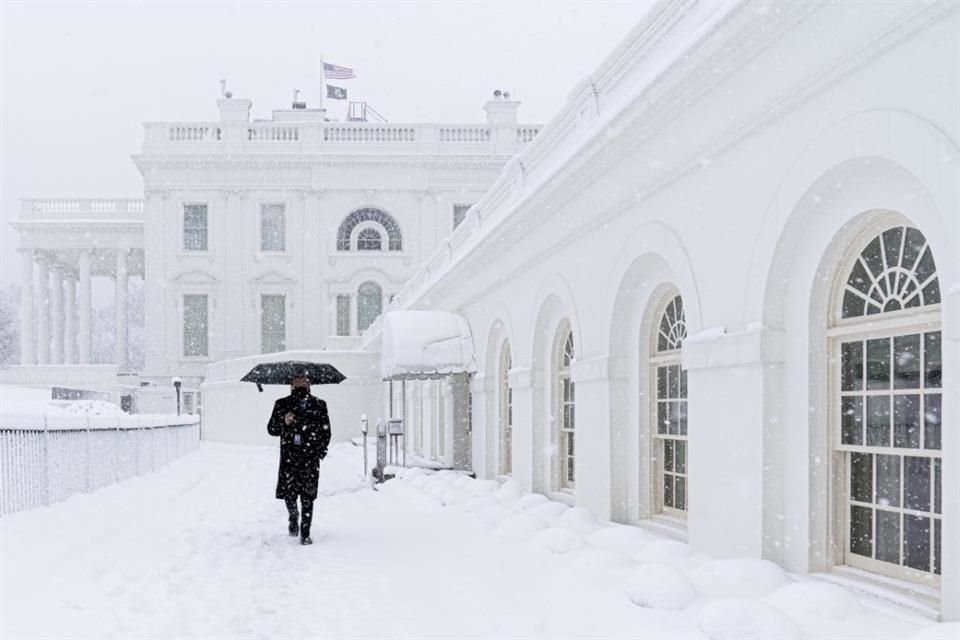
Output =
[{"x1": 267, "y1": 393, "x2": 332, "y2": 500}]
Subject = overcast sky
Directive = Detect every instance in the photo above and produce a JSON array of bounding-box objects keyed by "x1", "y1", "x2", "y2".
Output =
[{"x1": 0, "y1": 1, "x2": 652, "y2": 285}]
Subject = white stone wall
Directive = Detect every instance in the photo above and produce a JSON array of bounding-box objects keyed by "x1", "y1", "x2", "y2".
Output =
[{"x1": 371, "y1": 1, "x2": 960, "y2": 619}]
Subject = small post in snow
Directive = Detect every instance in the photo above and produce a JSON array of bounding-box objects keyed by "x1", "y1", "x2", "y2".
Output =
[{"x1": 360, "y1": 413, "x2": 368, "y2": 479}]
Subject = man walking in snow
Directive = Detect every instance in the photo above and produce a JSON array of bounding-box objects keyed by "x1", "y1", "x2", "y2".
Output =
[{"x1": 267, "y1": 374, "x2": 332, "y2": 545}]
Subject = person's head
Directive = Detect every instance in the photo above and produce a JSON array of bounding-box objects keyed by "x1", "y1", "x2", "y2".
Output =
[{"x1": 291, "y1": 375, "x2": 310, "y2": 394}]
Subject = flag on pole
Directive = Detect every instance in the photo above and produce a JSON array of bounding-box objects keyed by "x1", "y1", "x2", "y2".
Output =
[
  {"x1": 322, "y1": 62, "x2": 356, "y2": 79},
  {"x1": 326, "y1": 85, "x2": 348, "y2": 100}
]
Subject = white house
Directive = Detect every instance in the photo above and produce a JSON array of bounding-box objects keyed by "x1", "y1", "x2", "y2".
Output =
[{"x1": 8, "y1": 0, "x2": 958, "y2": 622}]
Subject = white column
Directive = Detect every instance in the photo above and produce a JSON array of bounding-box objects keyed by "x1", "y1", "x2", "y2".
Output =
[
  {"x1": 77, "y1": 249, "x2": 92, "y2": 364},
  {"x1": 50, "y1": 265, "x2": 64, "y2": 365},
  {"x1": 508, "y1": 366, "x2": 536, "y2": 493},
  {"x1": 36, "y1": 259, "x2": 50, "y2": 364},
  {"x1": 223, "y1": 190, "x2": 245, "y2": 360},
  {"x1": 63, "y1": 273, "x2": 76, "y2": 364},
  {"x1": 19, "y1": 249, "x2": 35, "y2": 364},
  {"x1": 115, "y1": 248, "x2": 129, "y2": 369},
  {"x1": 143, "y1": 191, "x2": 167, "y2": 377},
  {"x1": 569, "y1": 355, "x2": 619, "y2": 521},
  {"x1": 302, "y1": 190, "x2": 323, "y2": 346}
]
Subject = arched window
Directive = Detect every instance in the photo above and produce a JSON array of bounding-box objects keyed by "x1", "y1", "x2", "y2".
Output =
[
  {"x1": 557, "y1": 328, "x2": 575, "y2": 490},
  {"x1": 337, "y1": 208, "x2": 402, "y2": 251},
  {"x1": 833, "y1": 226, "x2": 942, "y2": 581},
  {"x1": 357, "y1": 281, "x2": 383, "y2": 333},
  {"x1": 357, "y1": 228, "x2": 383, "y2": 251},
  {"x1": 499, "y1": 342, "x2": 513, "y2": 476},
  {"x1": 652, "y1": 294, "x2": 687, "y2": 515}
]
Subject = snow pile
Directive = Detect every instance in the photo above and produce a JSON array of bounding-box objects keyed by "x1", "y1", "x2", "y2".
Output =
[
  {"x1": 380, "y1": 310, "x2": 476, "y2": 379},
  {"x1": 529, "y1": 500, "x2": 569, "y2": 525},
  {"x1": 56, "y1": 400, "x2": 125, "y2": 416},
  {"x1": 586, "y1": 525, "x2": 651, "y2": 555},
  {"x1": 495, "y1": 480, "x2": 524, "y2": 503},
  {"x1": 765, "y1": 581, "x2": 864, "y2": 621},
  {"x1": 495, "y1": 512, "x2": 547, "y2": 539},
  {"x1": 625, "y1": 563, "x2": 696, "y2": 610},
  {"x1": 558, "y1": 507, "x2": 600, "y2": 534},
  {"x1": 910, "y1": 623, "x2": 960, "y2": 639},
  {"x1": 697, "y1": 598, "x2": 802, "y2": 640},
  {"x1": 533, "y1": 527, "x2": 584, "y2": 554},
  {"x1": 690, "y1": 558, "x2": 788, "y2": 597},
  {"x1": 634, "y1": 539, "x2": 694, "y2": 563},
  {"x1": 573, "y1": 548, "x2": 637, "y2": 572},
  {"x1": 516, "y1": 493, "x2": 549, "y2": 511}
]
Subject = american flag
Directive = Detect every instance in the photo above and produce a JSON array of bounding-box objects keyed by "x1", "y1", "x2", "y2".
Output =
[{"x1": 323, "y1": 62, "x2": 356, "y2": 80}]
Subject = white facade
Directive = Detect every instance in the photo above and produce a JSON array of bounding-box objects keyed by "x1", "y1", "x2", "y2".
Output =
[{"x1": 360, "y1": 0, "x2": 960, "y2": 620}]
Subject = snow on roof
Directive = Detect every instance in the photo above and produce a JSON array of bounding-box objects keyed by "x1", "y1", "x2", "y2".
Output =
[{"x1": 380, "y1": 310, "x2": 476, "y2": 380}]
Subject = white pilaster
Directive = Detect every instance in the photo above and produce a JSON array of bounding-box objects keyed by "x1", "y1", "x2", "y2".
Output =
[
  {"x1": 508, "y1": 366, "x2": 536, "y2": 493},
  {"x1": 50, "y1": 265, "x2": 64, "y2": 364},
  {"x1": 77, "y1": 249, "x2": 92, "y2": 364},
  {"x1": 64, "y1": 273, "x2": 76, "y2": 364},
  {"x1": 36, "y1": 259, "x2": 49, "y2": 365},
  {"x1": 115, "y1": 248, "x2": 129, "y2": 369},
  {"x1": 223, "y1": 190, "x2": 245, "y2": 360},
  {"x1": 143, "y1": 191, "x2": 167, "y2": 376},
  {"x1": 302, "y1": 190, "x2": 323, "y2": 346},
  {"x1": 19, "y1": 249, "x2": 35, "y2": 364}
]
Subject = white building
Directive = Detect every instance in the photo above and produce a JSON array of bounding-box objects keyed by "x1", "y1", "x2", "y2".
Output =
[
  {"x1": 351, "y1": 0, "x2": 958, "y2": 621},
  {"x1": 8, "y1": 0, "x2": 959, "y2": 622}
]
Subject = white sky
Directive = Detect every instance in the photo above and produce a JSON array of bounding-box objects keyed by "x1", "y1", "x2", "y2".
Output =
[{"x1": 0, "y1": 1, "x2": 652, "y2": 285}]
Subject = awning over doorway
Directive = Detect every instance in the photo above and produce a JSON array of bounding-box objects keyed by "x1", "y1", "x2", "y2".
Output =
[{"x1": 381, "y1": 310, "x2": 477, "y2": 380}]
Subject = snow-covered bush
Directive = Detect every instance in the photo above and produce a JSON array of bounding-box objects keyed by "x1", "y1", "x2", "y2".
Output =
[
  {"x1": 697, "y1": 598, "x2": 802, "y2": 640},
  {"x1": 765, "y1": 581, "x2": 863, "y2": 621},
  {"x1": 558, "y1": 507, "x2": 600, "y2": 534},
  {"x1": 573, "y1": 548, "x2": 637, "y2": 572},
  {"x1": 586, "y1": 525, "x2": 651, "y2": 555},
  {"x1": 529, "y1": 500, "x2": 569, "y2": 525},
  {"x1": 634, "y1": 539, "x2": 694, "y2": 564},
  {"x1": 625, "y1": 563, "x2": 696, "y2": 610},
  {"x1": 690, "y1": 558, "x2": 788, "y2": 598},
  {"x1": 494, "y1": 513, "x2": 547, "y2": 539},
  {"x1": 516, "y1": 493, "x2": 548, "y2": 511},
  {"x1": 533, "y1": 527, "x2": 584, "y2": 554}
]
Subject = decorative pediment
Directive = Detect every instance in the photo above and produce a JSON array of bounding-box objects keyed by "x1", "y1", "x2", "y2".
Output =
[
  {"x1": 250, "y1": 270, "x2": 297, "y2": 285},
  {"x1": 172, "y1": 270, "x2": 219, "y2": 284}
]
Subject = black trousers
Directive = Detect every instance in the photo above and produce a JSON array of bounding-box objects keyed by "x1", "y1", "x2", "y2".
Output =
[{"x1": 284, "y1": 495, "x2": 314, "y2": 536}]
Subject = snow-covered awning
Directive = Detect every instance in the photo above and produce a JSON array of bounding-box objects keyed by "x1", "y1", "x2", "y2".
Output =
[{"x1": 381, "y1": 310, "x2": 477, "y2": 380}]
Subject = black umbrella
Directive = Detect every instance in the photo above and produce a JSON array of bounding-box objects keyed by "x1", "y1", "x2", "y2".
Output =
[{"x1": 241, "y1": 361, "x2": 347, "y2": 392}]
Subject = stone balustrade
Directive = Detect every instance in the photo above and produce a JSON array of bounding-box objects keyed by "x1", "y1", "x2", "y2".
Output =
[
  {"x1": 141, "y1": 121, "x2": 540, "y2": 154},
  {"x1": 21, "y1": 199, "x2": 145, "y2": 220}
]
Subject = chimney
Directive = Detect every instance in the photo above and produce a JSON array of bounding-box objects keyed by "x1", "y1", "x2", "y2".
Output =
[
  {"x1": 484, "y1": 89, "x2": 520, "y2": 126},
  {"x1": 217, "y1": 96, "x2": 252, "y2": 123}
]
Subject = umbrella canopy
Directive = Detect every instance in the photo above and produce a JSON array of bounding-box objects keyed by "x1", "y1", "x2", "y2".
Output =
[{"x1": 241, "y1": 361, "x2": 346, "y2": 392}]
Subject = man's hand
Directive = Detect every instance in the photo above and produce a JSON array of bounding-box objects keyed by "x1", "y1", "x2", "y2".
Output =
[{"x1": 284, "y1": 412, "x2": 295, "y2": 426}]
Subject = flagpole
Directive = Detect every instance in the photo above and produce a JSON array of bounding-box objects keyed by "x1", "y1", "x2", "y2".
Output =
[{"x1": 319, "y1": 54, "x2": 325, "y2": 113}]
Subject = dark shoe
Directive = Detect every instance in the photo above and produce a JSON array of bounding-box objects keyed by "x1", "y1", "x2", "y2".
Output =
[
  {"x1": 288, "y1": 520, "x2": 299, "y2": 536},
  {"x1": 300, "y1": 536, "x2": 313, "y2": 545}
]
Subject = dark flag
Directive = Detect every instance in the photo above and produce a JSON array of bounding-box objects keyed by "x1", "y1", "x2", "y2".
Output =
[{"x1": 326, "y1": 85, "x2": 347, "y2": 100}]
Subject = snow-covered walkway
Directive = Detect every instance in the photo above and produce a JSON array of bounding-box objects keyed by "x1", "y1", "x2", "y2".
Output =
[{"x1": 0, "y1": 443, "x2": 952, "y2": 639}]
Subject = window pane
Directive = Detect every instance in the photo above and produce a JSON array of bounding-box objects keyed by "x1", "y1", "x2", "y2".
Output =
[
  {"x1": 260, "y1": 295, "x2": 286, "y2": 353},
  {"x1": 861, "y1": 237, "x2": 884, "y2": 280},
  {"x1": 893, "y1": 394, "x2": 920, "y2": 449},
  {"x1": 336, "y1": 295, "x2": 351, "y2": 336},
  {"x1": 184, "y1": 205, "x2": 208, "y2": 251},
  {"x1": 934, "y1": 519, "x2": 942, "y2": 575},
  {"x1": 904, "y1": 456, "x2": 930, "y2": 512},
  {"x1": 674, "y1": 476, "x2": 686, "y2": 511},
  {"x1": 183, "y1": 295, "x2": 208, "y2": 357},
  {"x1": 841, "y1": 341, "x2": 864, "y2": 391},
  {"x1": 933, "y1": 458, "x2": 941, "y2": 514},
  {"x1": 841, "y1": 397, "x2": 863, "y2": 445},
  {"x1": 668, "y1": 365, "x2": 679, "y2": 398},
  {"x1": 866, "y1": 396, "x2": 890, "y2": 447},
  {"x1": 657, "y1": 367, "x2": 667, "y2": 399},
  {"x1": 924, "y1": 394, "x2": 941, "y2": 450},
  {"x1": 664, "y1": 440, "x2": 674, "y2": 472},
  {"x1": 663, "y1": 473, "x2": 674, "y2": 508},
  {"x1": 675, "y1": 440, "x2": 686, "y2": 474},
  {"x1": 876, "y1": 454, "x2": 900, "y2": 508},
  {"x1": 893, "y1": 335, "x2": 921, "y2": 389},
  {"x1": 875, "y1": 510, "x2": 900, "y2": 565},
  {"x1": 679, "y1": 369, "x2": 688, "y2": 398},
  {"x1": 904, "y1": 515, "x2": 931, "y2": 572},
  {"x1": 842, "y1": 290, "x2": 865, "y2": 318},
  {"x1": 669, "y1": 402, "x2": 681, "y2": 435},
  {"x1": 924, "y1": 332, "x2": 941, "y2": 388},
  {"x1": 866, "y1": 338, "x2": 890, "y2": 390},
  {"x1": 357, "y1": 283, "x2": 383, "y2": 333},
  {"x1": 260, "y1": 204, "x2": 285, "y2": 251},
  {"x1": 678, "y1": 400, "x2": 687, "y2": 436},
  {"x1": 850, "y1": 452, "x2": 872, "y2": 503},
  {"x1": 850, "y1": 505, "x2": 873, "y2": 557}
]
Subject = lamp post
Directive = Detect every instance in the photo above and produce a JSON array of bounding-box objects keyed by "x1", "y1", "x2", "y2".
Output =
[{"x1": 172, "y1": 376, "x2": 182, "y2": 416}]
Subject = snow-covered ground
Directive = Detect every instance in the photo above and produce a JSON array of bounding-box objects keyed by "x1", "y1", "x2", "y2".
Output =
[{"x1": 0, "y1": 442, "x2": 954, "y2": 639}]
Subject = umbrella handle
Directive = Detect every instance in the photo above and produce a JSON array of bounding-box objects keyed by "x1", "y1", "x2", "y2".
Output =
[{"x1": 257, "y1": 383, "x2": 264, "y2": 393}]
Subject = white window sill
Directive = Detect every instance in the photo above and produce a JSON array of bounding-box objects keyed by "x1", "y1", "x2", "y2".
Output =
[
  {"x1": 633, "y1": 515, "x2": 688, "y2": 542},
  {"x1": 547, "y1": 490, "x2": 575, "y2": 507},
  {"x1": 812, "y1": 567, "x2": 940, "y2": 621}
]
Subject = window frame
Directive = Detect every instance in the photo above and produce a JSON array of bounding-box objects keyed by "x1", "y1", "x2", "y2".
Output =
[
  {"x1": 258, "y1": 203, "x2": 287, "y2": 253},
  {"x1": 181, "y1": 293, "x2": 210, "y2": 359},
  {"x1": 555, "y1": 326, "x2": 575, "y2": 492},
  {"x1": 499, "y1": 341, "x2": 513, "y2": 476},
  {"x1": 259, "y1": 293, "x2": 287, "y2": 354},
  {"x1": 182, "y1": 203, "x2": 210, "y2": 253}
]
